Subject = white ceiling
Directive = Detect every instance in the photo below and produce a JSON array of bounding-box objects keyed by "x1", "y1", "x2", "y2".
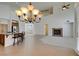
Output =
[{"x1": 0, "y1": 2, "x2": 75, "y2": 10}]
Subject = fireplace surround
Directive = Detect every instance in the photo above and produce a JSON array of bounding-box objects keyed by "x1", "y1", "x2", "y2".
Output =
[{"x1": 52, "y1": 28, "x2": 63, "y2": 37}]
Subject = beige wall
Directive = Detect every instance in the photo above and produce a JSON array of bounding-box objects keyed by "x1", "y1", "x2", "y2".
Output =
[{"x1": 0, "y1": 24, "x2": 8, "y2": 34}]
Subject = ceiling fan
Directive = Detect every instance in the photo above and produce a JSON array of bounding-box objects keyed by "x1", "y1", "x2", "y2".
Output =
[{"x1": 62, "y1": 3, "x2": 70, "y2": 10}]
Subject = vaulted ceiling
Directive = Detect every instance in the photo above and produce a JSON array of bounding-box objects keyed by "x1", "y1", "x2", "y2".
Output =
[
  {"x1": 0, "y1": 2, "x2": 76, "y2": 20},
  {"x1": 0, "y1": 2, "x2": 75, "y2": 10}
]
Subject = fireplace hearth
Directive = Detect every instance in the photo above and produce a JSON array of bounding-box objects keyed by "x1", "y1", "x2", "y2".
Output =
[{"x1": 52, "y1": 28, "x2": 63, "y2": 37}]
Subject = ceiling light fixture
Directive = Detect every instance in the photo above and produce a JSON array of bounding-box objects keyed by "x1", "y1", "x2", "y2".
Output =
[{"x1": 16, "y1": 2, "x2": 43, "y2": 23}]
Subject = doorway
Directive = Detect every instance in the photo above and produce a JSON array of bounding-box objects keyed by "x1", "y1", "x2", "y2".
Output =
[{"x1": 12, "y1": 20, "x2": 19, "y2": 33}]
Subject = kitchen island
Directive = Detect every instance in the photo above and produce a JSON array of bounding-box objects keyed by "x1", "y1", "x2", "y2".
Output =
[{"x1": 0, "y1": 33, "x2": 14, "y2": 47}]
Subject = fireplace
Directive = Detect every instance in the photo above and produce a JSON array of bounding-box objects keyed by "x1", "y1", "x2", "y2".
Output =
[{"x1": 52, "y1": 28, "x2": 63, "y2": 37}]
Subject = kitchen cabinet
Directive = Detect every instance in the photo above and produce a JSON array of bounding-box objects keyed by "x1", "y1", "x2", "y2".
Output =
[{"x1": 0, "y1": 34, "x2": 5, "y2": 45}]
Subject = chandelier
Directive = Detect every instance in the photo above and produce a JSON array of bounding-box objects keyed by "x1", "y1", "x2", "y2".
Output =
[{"x1": 16, "y1": 2, "x2": 43, "y2": 23}]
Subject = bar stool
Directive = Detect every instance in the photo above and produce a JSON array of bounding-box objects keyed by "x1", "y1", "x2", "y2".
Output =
[
  {"x1": 12, "y1": 33, "x2": 19, "y2": 46},
  {"x1": 18, "y1": 32, "x2": 25, "y2": 43}
]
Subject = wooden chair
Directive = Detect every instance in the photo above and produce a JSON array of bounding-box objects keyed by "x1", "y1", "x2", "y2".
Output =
[{"x1": 12, "y1": 32, "x2": 25, "y2": 46}]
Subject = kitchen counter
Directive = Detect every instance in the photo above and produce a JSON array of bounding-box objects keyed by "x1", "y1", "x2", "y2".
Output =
[{"x1": 0, "y1": 33, "x2": 14, "y2": 47}]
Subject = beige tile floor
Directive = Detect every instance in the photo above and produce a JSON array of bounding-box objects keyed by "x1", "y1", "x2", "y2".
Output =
[{"x1": 0, "y1": 35, "x2": 78, "y2": 56}]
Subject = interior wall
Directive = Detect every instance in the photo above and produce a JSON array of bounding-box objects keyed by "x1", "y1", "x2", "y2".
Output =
[
  {"x1": 0, "y1": 5, "x2": 11, "y2": 19},
  {"x1": 63, "y1": 23, "x2": 73, "y2": 37},
  {"x1": 0, "y1": 5, "x2": 24, "y2": 33},
  {"x1": 0, "y1": 4, "x2": 75, "y2": 37},
  {"x1": 34, "y1": 5, "x2": 75, "y2": 37},
  {"x1": 19, "y1": 21, "x2": 25, "y2": 33},
  {"x1": 0, "y1": 5, "x2": 14, "y2": 32},
  {"x1": 25, "y1": 23, "x2": 35, "y2": 37}
]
